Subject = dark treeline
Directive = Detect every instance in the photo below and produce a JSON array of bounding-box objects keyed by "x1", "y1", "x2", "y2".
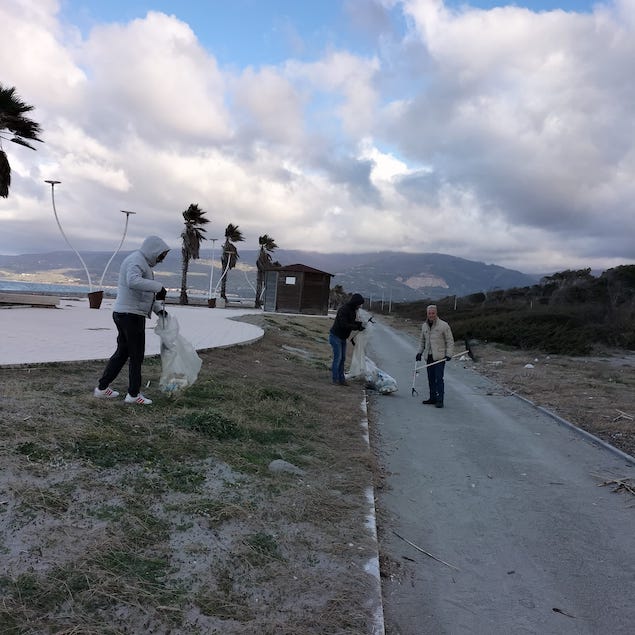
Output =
[{"x1": 382, "y1": 265, "x2": 635, "y2": 355}]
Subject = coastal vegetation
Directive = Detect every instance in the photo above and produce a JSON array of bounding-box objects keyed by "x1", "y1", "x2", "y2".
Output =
[{"x1": 386, "y1": 266, "x2": 635, "y2": 355}]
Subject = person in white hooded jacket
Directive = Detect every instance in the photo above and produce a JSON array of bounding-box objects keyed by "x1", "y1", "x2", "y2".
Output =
[{"x1": 94, "y1": 236, "x2": 170, "y2": 405}]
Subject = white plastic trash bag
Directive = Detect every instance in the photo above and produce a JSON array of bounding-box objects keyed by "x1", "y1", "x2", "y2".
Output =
[
  {"x1": 346, "y1": 310, "x2": 398, "y2": 394},
  {"x1": 154, "y1": 314, "x2": 202, "y2": 395},
  {"x1": 363, "y1": 358, "x2": 398, "y2": 394},
  {"x1": 347, "y1": 318, "x2": 371, "y2": 379}
]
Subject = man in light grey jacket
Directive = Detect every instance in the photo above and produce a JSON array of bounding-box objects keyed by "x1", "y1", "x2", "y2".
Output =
[
  {"x1": 415, "y1": 304, "x2": 454, "y2": 408},
  {"x1": 94, "y1": 235, "x2": 170, "y2": 405}
]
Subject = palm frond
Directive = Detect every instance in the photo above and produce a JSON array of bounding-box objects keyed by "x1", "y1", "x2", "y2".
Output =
[
  {"x1": 0, "y1": 84, "x2": 42, "y2": 198},
  {"x1": 224, "y1": 223, "x2": 244, "y2": 243},
  {"x1": 182, "y1": 203, "x2": 210, "y2": 226},
  {"x1": 0, "y1": 85, "x2": 35, "y2": 115},
  {"x1": 0, "y1": 84, "x2": 42, "y2": 142},
  {"x1": 258, "y1": 234, "x2": 278, "y2": 252},
  {"x1": 10, "y1": 136, "x2": 39, "y2": 150},
  {"x1": 180, "y1": 203, "x2": 210, "y2": 266}
]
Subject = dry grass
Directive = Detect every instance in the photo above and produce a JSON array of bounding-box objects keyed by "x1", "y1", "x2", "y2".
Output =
[{"x1": 0, "y1": 313, "x2": 379, "y2": 634}]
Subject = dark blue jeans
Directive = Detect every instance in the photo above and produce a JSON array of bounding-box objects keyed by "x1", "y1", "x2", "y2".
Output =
[
  {"x1": 329, "y1": 332, "x2": 347, "y2": 384},
  {"x1": 98, "y1": 312, "x2": 146, "y2": 396},
  {"x1": 427, "y1": 357, "x2": 446, "y2": 403}
]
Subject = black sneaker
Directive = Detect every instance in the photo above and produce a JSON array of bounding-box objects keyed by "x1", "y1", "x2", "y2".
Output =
[
  {"x1": 435, "y1": 401, "x2": 444, "y2": 408},
  {"x1": 422, "y1": 398, "x2": 436, "y2": 404}
]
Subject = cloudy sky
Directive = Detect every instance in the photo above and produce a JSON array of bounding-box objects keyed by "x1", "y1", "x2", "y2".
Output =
[{"x1": 1, "y1": 0, "x2": 633, "y2": 273}]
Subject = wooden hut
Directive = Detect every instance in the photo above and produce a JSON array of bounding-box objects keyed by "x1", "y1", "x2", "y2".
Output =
[{"x1": 263, "y1": 264, "x2": 333, "y2": 315}]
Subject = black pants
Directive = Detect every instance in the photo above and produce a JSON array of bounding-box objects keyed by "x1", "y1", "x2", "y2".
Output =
[{"x1": 98, "y1": 312, "x2": 146, "y2": 397}]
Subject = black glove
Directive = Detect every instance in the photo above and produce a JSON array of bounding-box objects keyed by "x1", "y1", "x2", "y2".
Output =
[
  {"x1": 354, "y1": 321, "x2": 364, "y2": 330},
  {"x1": 415, "y1": 353, "x2": 422, "y2": 362},
  {"x1": 445, "y1": 355, "x2": 452, "y2": 362},
  {"x1": 156, "y1": 287, "x2": 167, "y2": 300},
  {"x1": 157, "y1": 310, "x2": 168, "y2": 317}
]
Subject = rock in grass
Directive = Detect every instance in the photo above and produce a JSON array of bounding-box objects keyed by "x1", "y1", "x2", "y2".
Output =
[{"x1": 268, "y1": 459, "x2": 305, "y2": 475}]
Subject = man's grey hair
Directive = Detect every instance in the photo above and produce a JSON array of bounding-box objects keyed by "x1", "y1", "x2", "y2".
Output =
[{"x1": 427, "y1": 304, "x2": 437, "y2": 311}]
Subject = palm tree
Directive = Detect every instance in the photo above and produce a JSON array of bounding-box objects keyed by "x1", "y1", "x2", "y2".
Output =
[
  {"x1": 219, "y1": 223, "x2": 244, "y2": 301},
  {"x1": 179, "y1": 203, "x2": 210, "y2": 305},
  {"x1": 255, "y1": 234, "x2": 278, "y2": 308},
  {"x1": 0, "y1": 84, "x2": 43, "y2": 198}
]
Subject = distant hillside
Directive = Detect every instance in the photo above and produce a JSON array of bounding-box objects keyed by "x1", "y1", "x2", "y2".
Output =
[{"x1": 0, "y1": 249, "x2": 538, "y2": 301}]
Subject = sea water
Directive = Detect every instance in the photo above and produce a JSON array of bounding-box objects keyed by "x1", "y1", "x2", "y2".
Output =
[
  {"x1": 0, "y1": 280, "x2": 252, "y2": 304},
  {"x1": 0, "y1": 280, "x2": 103, "y2": 296}
]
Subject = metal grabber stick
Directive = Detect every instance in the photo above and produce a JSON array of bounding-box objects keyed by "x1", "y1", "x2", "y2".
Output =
[
  {"x1": 410, "y1": 339, "x2": 477, "y2": 397},
  {"x1": 411, "y1": 359, "x2": 420, "y2": 396},
  {"x1": 411, "y1": 353, "x2": 464, "y2": 397}
]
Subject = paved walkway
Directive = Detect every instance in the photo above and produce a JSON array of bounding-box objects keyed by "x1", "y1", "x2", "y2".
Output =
[
  {"x1": 0, "y1": 298, "x2": 263, "y2": 365},
  {"x1": 368, "y1": 320, "x2": 635, "y2": 634}
]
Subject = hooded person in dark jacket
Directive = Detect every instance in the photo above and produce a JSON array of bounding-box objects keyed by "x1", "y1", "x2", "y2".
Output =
[
  {"x1": 329, "y1": 293, "x2": 365, "y2": 386},
  {"x1": 93, "y1": 236, "x2": 170, "y2": 405}
]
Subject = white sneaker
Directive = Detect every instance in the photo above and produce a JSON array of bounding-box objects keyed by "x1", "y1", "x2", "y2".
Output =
[
  {"x1": 124, "y1": 393, "x2": 153, "y2": 405},
  {"x1": 94, "y1": 386, "x2": 120, "y2": 399}
]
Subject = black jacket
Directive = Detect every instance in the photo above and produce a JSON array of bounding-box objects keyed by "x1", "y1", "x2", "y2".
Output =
[{"x1": 330, "y1": 298, "x2": 364, "y2": 339}]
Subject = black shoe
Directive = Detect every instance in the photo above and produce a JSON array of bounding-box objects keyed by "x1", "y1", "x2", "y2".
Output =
[
  {"x1": 435, "y1": 401, "x2": 444, "y2": 408},
  {"x1": 422, "y1": 398, "x2": 436, "y2": 405}
]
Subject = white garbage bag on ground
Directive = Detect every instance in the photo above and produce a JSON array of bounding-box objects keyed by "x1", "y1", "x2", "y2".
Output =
[
  {"x1": 154, "y1": 314, "x2": 202, "y2": 395},
  {"x1": 346, "y1": 310, "x2": 398, "y2": 394},
  {"x1": 363, "y1": 357, "x2": 398, "y2": 394}
]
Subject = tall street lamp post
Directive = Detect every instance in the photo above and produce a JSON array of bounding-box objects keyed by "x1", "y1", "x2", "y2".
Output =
[
  {"x1": 91, "y1": 210, "x2": 137, "y2": 308},
  {"x1": 99, "y1": 210, "x2": 136, "y2": 289},
  {"x1": 45, "y1": 180, "x2": 98, "y2": 306}
]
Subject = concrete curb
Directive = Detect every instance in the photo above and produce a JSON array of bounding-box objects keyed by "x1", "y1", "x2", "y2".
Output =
[
  {"x1": 360, "y1": 391, "x2": 386, "y2": 635},
  {"x1": 511, "y1": 392, "x2": 635, "y2": 466}
]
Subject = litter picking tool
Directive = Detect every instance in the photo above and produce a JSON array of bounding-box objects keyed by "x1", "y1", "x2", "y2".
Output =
[
  {"x1": 411, "y1": 339, "x2": 477, "y2": 397},
  {"x1": 411, "y1": 359, "x2": 420, "y2": 396}
]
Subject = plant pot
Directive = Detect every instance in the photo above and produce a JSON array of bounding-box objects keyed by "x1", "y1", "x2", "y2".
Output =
[
  {"x1": 207, "y1": 298, "x2": 216, "y2": 308},
  {"x1": 88, "y1": 290, "x2": 104, "y2": 309}
]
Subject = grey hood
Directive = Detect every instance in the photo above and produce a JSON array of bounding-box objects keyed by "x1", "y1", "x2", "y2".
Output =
[{"x1": 140, "y1": 236, "x2": 170, "y2": 267}]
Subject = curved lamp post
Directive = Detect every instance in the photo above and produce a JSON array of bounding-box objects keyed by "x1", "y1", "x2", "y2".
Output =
[
  {"x1": 214, "y1": 250, "x2": 233, "y2": 297},
  {"x1": 99, "y1": 210, "x2": 136, "y2": 288},
  {"x1": 45, "y1": 180, "x2": 94, "y2": 294},
  {"x1": 207, "y1": 237, "x2": 218, "y2": 307}
]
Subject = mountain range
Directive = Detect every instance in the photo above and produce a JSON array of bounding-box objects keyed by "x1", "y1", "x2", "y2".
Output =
[{"x1": 0, "y1": 249, "x2": 539, "y2": 302}]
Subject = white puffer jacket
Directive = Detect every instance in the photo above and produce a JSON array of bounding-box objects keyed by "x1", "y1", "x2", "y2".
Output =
[{"x1": 112, "y1": 236, "x2": 169, "y2": 317}]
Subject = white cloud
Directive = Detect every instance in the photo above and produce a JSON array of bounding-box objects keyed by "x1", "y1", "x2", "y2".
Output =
[
  {"x1": 232, "y1": 66, "x2": 306, "y2": 145},
  {"x1": 0, "y1": 0, "x2": 86, "y2": 108},
  {"x1": 287, "y1": 50, "x2": 380, "y2": 137},
  {"x1": 384, "y1": 0, "x2": 635, "y2": 265},
  {"x1": 81, "y1": 11, "x2": 231, "y2": 144},
  {"x1": 0, "y1": 0, "x2": 633, "y2": 274}
]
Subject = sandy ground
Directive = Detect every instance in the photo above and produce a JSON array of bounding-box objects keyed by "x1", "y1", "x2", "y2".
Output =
[{"x1": 0, "y1": 312, "x2": 382, "y2": 634}]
